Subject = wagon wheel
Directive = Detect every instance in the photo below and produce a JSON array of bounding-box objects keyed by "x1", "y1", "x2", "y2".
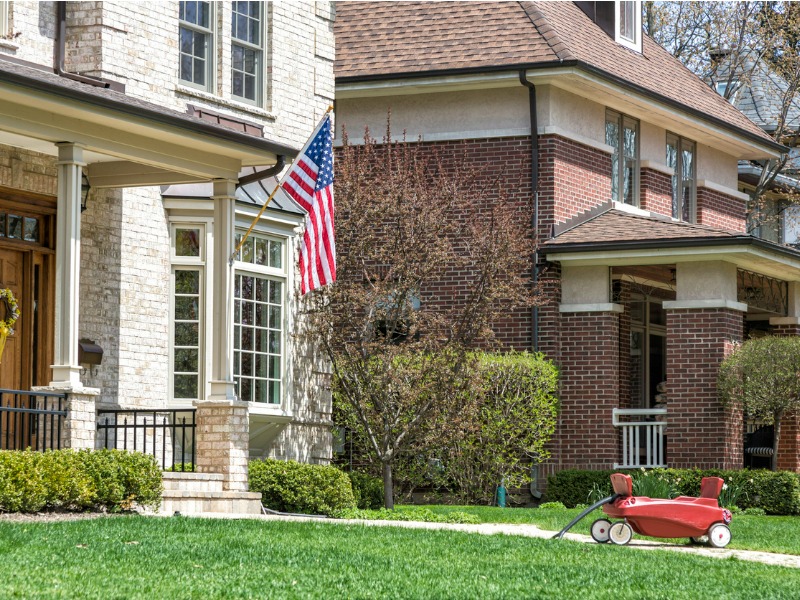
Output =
[
  {"x1": 707, "y1": 523, "x2": 731, "y2": 548},
  {"x1": 609, "y1": 521, "x2": 633, "y2": 545},
  {"x1": 591, "y1": 519, "x2": 612, "y2": 543},
  {"x1": 690, "y1": 536, "x2": 708, "y2": 545}
]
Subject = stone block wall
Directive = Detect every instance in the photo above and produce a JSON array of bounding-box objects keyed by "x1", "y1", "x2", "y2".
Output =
[{"x1": 195, "y1": 400, "x2": 250, "y2": 491}]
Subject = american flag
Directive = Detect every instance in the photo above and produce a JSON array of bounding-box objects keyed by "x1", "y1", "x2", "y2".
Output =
[{"x1": 281, "y1": 114, "x2": 336, "y2": 294}]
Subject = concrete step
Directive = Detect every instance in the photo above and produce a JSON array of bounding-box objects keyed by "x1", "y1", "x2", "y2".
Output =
[
  {"x1": 159, "y1": 490, "x2": 264, "y2": 516},
  {"x1": 162, "y1": 472, "x2": 224, "y2": 493}
]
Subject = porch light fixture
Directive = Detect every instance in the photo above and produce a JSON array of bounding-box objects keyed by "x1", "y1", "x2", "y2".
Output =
[{"x1": 81, "y1": 171, "x2": 91, "y2": 212}]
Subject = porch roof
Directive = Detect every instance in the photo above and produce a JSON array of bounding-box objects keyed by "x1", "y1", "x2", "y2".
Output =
[
  {"x1": 543, "y1": 207, "x2": 800, "y2": 282},
  {"x1": 0, "y1": 59, "x2": 298, "y2": 186}
]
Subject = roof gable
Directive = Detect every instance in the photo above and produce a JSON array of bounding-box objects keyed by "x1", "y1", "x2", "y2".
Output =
[{"x1": 334, "y1": 1, "x2": 778, "y2": 150}]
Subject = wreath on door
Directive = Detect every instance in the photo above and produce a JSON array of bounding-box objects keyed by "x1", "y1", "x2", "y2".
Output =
[{"x1": 0, "y1": 288, "x2": 19, "y2": 364}]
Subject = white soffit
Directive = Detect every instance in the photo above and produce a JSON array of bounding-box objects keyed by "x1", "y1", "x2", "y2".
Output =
[
  {"x1": 546, "y1": 244, "x2": 800, "y2": 282},
  {"x1": 0, "y1": 81, "x2": 280, "y2": 182}
]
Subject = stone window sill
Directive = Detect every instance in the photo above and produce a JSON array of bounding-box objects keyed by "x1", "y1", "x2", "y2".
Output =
[{"x1": 175, "y1": 84, "x2": 275, "y2": 121}]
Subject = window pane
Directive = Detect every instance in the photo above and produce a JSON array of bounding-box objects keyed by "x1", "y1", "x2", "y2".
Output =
[
  {"x1": 0, "y1": 213, "x2": 5, "y2": 237},
  {"x1": 175, "y1": 296, "x2": 199, "y2": 320},
  {"x1": 241, "y1": 238, "x2": 254, "y2": 263},
  {"x1": 269, "y1": 281, "x2": 282, "y2": 304},
  {"x1": 7, "y1": 214, "x2": 21, "y2": 239},
  {"x1": 23, "y1": 217, "x2": 38, "y2": 242},
  {"x1": 175, "y1": 270, "x2": 200, "y2": 294},
  {"x1": 174, "y1": 374, "x2": 198, "y2": 399},
  {"x1": 620, "y1": 1, "x2": 636, "y2": 41},
  {"x1": 269, "y1": 241, "x2": 282, "y2": 268},
  {"x1": 174, "y1": 322, "x2": 199, "y2": 346},
  {"x1": 256, "y1": 238, "x2": 268, "y2": 266},
  {"x1": 174, "y1": 348, "x2": 199, "y2": 373},
  {"x1": 176, "y1": 228, "x2": 200, "y2": 256}
]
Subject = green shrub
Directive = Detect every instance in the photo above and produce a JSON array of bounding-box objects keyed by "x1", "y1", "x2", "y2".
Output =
[
  {"x1": 249, "y1": 459, "x2": 356, "y2": 515},
  {"x1": 0, "y1": 449, "x2": 162, "y2": 513},
  {"x1": 538, "y1": 501, "x2": 567, "y2": 509},
  {"x1": 546, "y1": 468, "x2": 800, "y2": 514},
  {"x1": 346, "y1": 471, "x2": 384, "y2": 509},
  {"x1": 743, "y1": 507, "x2": 766, "y2": 516},
  {"x1": 165, "y1": 463, "x2": 194, "y2": 472}
]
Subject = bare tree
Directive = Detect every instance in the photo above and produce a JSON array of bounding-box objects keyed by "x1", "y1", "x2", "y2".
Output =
[
  {"x1": 647, "y1": 1, "x2": 800, "y2": 235},
  {"x1": 304, "y1": 123, "x2": 537, "y2": 508}
]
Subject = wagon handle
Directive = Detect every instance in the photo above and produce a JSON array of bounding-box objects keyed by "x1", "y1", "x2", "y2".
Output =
[{"x1": 552, "y1": 494, "x2": 620, "y2": 540}]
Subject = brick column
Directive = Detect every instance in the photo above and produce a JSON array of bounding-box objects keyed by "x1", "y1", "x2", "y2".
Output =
[
  {"x1": 555, "y1": 309, "x2": 622, "y2": 470},
  {"x1": 194, "y1": 400, "x2": 250, "y2": 491},
  {"x1": 32, "y1": 385, "x2": 99, "y2": 450},
  {"x1": 665, "y1": 308, "x2": 743, "y2": 469},
  {"x1": 771, "y1": 307, "x2": 800, "y2": 471}
]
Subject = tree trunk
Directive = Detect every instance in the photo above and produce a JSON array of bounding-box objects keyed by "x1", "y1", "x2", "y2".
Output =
[
  {"x1": 772, "y1": 413, "x2": 783, "y2": 472},
  {"x1": 382, "y1": 460, "x2": 394, "y2": 509}
]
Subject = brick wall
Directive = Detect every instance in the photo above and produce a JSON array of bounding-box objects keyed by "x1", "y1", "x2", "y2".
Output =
[
  {"x1": 640, "y1": 168, "x2": 672, "y2": 217},
  {"x1": 666, "y1": 308, "x2": 744, "y2": 469},
  {"x1": 697, "y1": 187, "x2": 746, "y2": 232},
  {"x1": 549, "y1": 311, "x2": 621, "y2": 470},
  {"x1": 538, "y1": 135, "x2": 611, "y2": 237}
]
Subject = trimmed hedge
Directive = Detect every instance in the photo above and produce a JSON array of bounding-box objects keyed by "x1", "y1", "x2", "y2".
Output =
[
  {"x1": 249, "y1": 458, "x2": 356, "y2": 515},
  {"x1": 546, "y1": 468, "x2": 800, "y2": 515},
  {"x1": 0, "y1": 449, "x2": 162, "y2": 513},
  {"x1": 346, "y1": 471, "x2": 384, "y2": 509}
]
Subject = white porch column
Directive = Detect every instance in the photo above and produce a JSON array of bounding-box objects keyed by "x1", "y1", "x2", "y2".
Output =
[
  {"x1": 50, "y1": 143, "x2": 85, "y2": 387},
  {"x1": 208, "y1": 179, "x2": 237, "y2": 401}
]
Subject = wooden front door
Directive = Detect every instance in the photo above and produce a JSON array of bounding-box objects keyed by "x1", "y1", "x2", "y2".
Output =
[{"x1": 0, "y1": 247, "x2": 23, "y2": 390}]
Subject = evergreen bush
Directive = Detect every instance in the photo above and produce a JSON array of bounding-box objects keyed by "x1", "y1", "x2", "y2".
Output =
[
  {"x1": 249, "y1": 458, "x2": 356, "y2": 515},
  {"x1": 0, "y1": 449, "x2": 162, "y2": 513}
]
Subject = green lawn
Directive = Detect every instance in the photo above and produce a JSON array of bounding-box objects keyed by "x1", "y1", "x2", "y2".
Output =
[
  {"x1": 0, "y1": 516, "x2": 799, "y2": 599},
  {"x1": 396, "y1": 504, "x2": 800, "y2": 555}
]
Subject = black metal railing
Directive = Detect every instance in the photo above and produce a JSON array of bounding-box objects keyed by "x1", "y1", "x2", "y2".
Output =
[
  {"x1": 0, "y1": 388, "x2": 67, "y2": 451},
  {"x1": 97, "y1": 409, "x2": 196, "y2": 471}
]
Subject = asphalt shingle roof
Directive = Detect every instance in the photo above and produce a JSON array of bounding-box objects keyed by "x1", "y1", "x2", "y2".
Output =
[
  {"x1": 543, "y1": 209, "x2": 742, "y2": 248},
  {"x1": 334, "y1": 1, "x2": 776, "y2": 148}
]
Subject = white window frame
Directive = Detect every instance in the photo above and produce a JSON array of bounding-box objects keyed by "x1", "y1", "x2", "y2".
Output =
[
  {"x1": 169, "y1": 219, "x2": 212, "y2": 406},
  {"x1": 179, "y1": 1, "x2": 216, "y2": 92},
  {"x1": 231, "y1": 1, "x2": 265, "y2": 105},
  {"x1": 0, "y1": 2, "x2": 9, "y2": 37},
  {"x1": 615, "y1": 1, "x2": 642, "y2": 53},
  {"x1": 606, "y1": 109, "x2": 640, "y2": 207},
  {"x1": 666, "y1": 133, "x2": 697, "y2": 223},
  {"x1": 232, "y1": 229, "x2": 288, "y2": 407}
]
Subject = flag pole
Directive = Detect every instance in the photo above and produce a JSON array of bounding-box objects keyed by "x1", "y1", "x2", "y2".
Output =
[{"x1": 229, "y1": 105, "x2": 334, "y2": 266}]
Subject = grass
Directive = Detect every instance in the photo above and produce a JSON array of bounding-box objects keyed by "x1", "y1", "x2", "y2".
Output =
[
  {"x1": 395, "y1": 504, "x2": 800, "y2": 555},
  {"x1": 1, "y1": 516, "x2": 800, "y2": 599}
]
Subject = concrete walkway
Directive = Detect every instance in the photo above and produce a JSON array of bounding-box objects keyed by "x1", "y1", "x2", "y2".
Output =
[{"x1": 175, "y1": 511, "x2": 800, "y2": 569}]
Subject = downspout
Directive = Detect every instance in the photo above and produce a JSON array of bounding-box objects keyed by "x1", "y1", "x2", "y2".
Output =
[
  {"x1": 54, "y1": 3, "x2": 124, "y2": 91},
  {"x1": 519, "y1": 71, "x2": 539, "y2": 353}
]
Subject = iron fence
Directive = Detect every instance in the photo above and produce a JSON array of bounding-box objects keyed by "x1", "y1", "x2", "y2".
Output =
[
  {"x1": 97, "y1": 409, "x2": 196, "y2": 471},
  {"x1": 0, "y1": 388, "x2": 66, "y2": 451}
]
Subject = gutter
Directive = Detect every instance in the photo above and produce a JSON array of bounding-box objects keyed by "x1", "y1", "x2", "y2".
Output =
[
  {"x1": 519, "y1": 71, "x2": 540, "y2": 353},
  {"x1": 237, "y1": 156, "x2": 286, "y2": 187},
  {"x1": 337, "y1": 59, "x2": 786, "y2": 156}
]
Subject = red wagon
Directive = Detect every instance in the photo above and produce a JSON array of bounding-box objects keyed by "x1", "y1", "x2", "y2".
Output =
[{"x1": 554, "y1": 473, "x2": 732, "y2": 548}]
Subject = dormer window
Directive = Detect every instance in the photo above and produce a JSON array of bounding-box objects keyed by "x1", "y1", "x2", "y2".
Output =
[{"x1": 616, "y1": 1, "x2": 642, "y2": 53}]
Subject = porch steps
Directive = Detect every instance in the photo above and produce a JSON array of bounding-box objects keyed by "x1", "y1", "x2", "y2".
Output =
[{"x1": 158, "y1": 472, "x2": 263, "y2": 516}]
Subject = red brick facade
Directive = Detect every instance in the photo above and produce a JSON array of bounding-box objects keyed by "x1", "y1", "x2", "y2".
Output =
[
  {"x1": 538, "y1": 135, "x2": 611, "y2": 238},
  {"x1": 640, "y1": 168, "x2": 672, "y2": 216},
  {"x1": 697, "y1": 187, "x2": 746, "y2": 232},
  {"x1": 551, "y1": 311, "x2": 621, "y2": 470},
  {"x1": 666, "y1": 308, "x2": 744, "y2": 469}
]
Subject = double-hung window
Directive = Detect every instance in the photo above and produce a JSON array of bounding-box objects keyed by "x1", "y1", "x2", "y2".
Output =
[
  {"x1": 179, "y1": 1, "x2": 213, "y2": 90},
  {"x1": 231, "y1": 1, "x2": 264, "y2": 104},
  {"x1": 606, "y1": 110, "x2": 640, "y2": 206},
  {"x1": 234, "y1": 232, "x2": 286, "y2": 404},
  {"x1": 171, "y1": 225, "x2": 205, "y2": 402},
  {"x1": 615, "y1": 1, "x2": 642, "y2": 52},
  {"x1": 666, "y1": 134, "x2": 696, "y2": 222}
]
